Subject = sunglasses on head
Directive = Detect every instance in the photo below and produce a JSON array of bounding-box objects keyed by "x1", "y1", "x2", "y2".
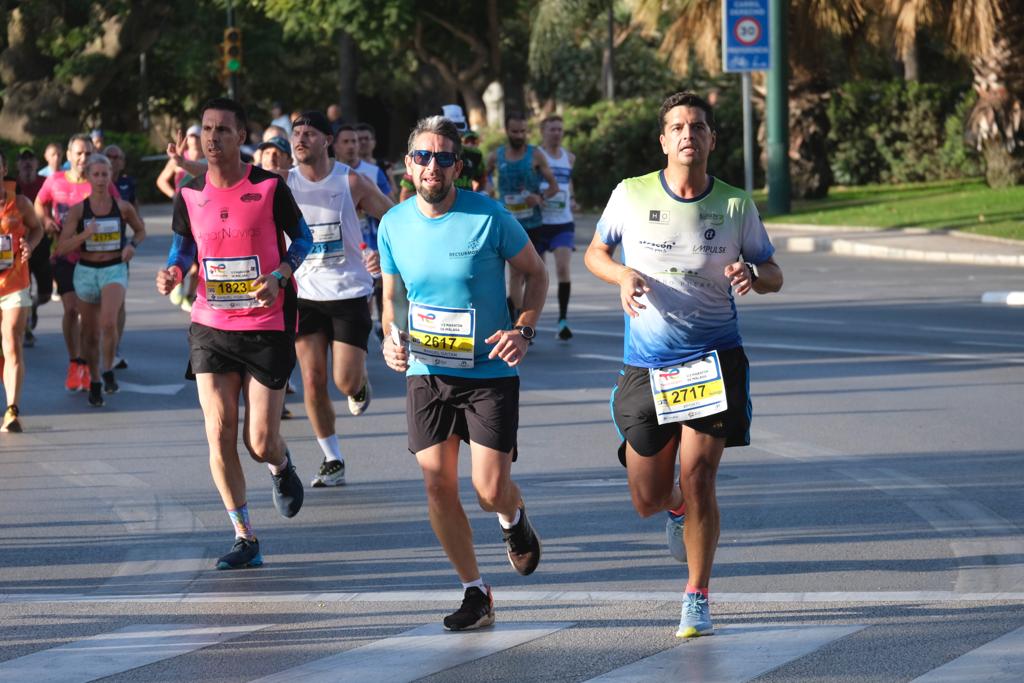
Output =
[{"x1": 410, "y1": 150, "x2": 458, "y2": 168}]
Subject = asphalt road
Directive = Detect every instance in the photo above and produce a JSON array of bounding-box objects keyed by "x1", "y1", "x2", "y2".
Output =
[{"x1": 1, "y1": 209, "x2": 1023, "y2": 682}]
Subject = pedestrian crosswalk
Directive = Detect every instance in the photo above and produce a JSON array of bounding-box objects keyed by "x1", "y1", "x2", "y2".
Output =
[{"x1": 1, "y1": 617, "x2": 1022, "y2": 682}]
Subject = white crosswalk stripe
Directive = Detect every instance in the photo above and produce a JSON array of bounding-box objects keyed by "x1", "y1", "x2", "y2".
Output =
[
  {"x1": 584, "y1": 624, "x2": 866, "y2": 683},
  {"x1": 909, "y1": 624, "x2": 1024, "y2": 682},
  {"x1": 0, "y1": 623, "x2": 268, "y2": 683},
  {"x1": 249, "y1": 621, "x2": 574, "y2": 683}
]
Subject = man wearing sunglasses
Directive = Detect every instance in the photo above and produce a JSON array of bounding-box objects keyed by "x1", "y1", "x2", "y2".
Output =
[
  {"x1": 485, "y1": 112, "x2": 560, "y2": 323},
  {"x1": 288, "y1": 111, "x2": 394, "y2": 489},
  {"x1": 379, "y1": 116, "x2": 548, "y2": 632}
]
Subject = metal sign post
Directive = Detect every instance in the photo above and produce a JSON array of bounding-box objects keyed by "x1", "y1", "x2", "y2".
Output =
[{"x1": 722, "y1": 0, "x2": 771, "y2": 194}]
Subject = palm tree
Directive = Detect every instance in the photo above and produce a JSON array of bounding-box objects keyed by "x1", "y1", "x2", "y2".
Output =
[
  {"x1": 630, "y1": 0, "x2": 867, "y2": 199},
  {"x1": 883, "y1": 0, "x2": 1023, "y2": 186}
]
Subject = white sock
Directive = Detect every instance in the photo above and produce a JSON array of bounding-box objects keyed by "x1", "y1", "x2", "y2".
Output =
[
  {"x1": 317, "y1": 434, "x2": 343, "y2": 463},
  {"x1": 497, "y1": 508, "x2": 521, "y2": 529},
  {"x1": 267, "y1": 451, "x2": 290, "y2": 475},
  {"x1": 461, "y1": 578, "x2": 487, "y2": 593}
]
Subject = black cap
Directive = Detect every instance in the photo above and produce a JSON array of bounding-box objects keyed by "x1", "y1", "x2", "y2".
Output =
[{"x1": 291, "y1": 111, "x2": 332, "y2": 137}]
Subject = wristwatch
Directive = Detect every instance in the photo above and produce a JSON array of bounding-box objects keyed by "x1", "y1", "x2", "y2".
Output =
[
  {"x1": 270, "y1": 270, "x2": 289, "y2": 288},
  {"x1": 514, "y1": 325, "x2": 536, "y2": 340},
  {"x1": 745, "y1": 262, "x2": 759, "y2": 283}
]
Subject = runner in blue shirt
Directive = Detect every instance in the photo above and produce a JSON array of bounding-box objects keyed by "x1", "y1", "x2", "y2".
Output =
[{"x1": 379, "y1": 115, "x2": 548, "y2": 632}]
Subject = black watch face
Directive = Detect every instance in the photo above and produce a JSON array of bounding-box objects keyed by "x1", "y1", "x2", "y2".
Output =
[{"x1": 518, "y1": 326, "x2": 535, "y2": 340}]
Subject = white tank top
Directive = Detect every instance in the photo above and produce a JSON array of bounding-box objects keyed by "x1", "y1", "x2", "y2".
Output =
[
  {"x1": 538, "y1": 146, "x2": 573, "y2": 225},
  {"x1": 288, "y1": 162, "x2": 372, "y2": 301}
]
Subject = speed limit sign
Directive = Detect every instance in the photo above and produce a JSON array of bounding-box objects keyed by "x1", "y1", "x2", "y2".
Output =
[
  {"x1": 734, "y1": 17, "x2": 761, "y2": 45},
  {"x1": 723, "y1": 0, "x2": 770, "y2": 72}
]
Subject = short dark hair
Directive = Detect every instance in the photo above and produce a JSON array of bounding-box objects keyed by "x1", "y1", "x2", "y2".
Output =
[
  {"x1": 407, "y1": 116, "x2": 462, "y2": 156},
  {"x1": 659, "y1": 92, "x2": 715, "y2": 132},
  {"x1": 355, "y1": 122, "x2": 376, "y2": 136},
  {"x1": 541, "y1": 115, "x2": 563, "y2": 129},
  {"x1": 201, "y1": 97, "x2": 248, "y2": 132},
  {"x1": 335, "y1": 124, "x2": 357, "y2": 134},
  {"x1": 67, "y1": 133, "x2": 92, "y2": 150},
  {"x1": 504, "y1": 111, "x2": 528, "y2": 127}
]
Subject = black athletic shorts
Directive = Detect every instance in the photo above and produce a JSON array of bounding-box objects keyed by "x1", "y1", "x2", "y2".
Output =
[
  {"x1": 611, "y1": 346, "x2": 751, "y2": 466},
  {"x1": 186, "y1": 322, "x2": 296, "y2": 390},
  {"x1": 297, "y1": 297, "x2": 372, "y2": 351},
  {"x1": 54, "y1": 257, "x2": 76, "y2": 295},
  {"x1": 29, "y1": 237, "x2": 54, "y2": 303},
  {"x1": 406, "y1": 374, "x2": 520, "y2": 459}
]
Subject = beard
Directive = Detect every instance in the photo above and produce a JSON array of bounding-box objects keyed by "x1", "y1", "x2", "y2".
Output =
[
  {"x1": 508, "y1": 138, "x2": 526, "y2": 150},
  {"x1": 417, "y1": 178, "x2": 452, "y2": 204}
]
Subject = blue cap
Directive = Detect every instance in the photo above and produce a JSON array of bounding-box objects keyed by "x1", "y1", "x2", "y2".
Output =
[{"x1": 258, "y1": 136, "x2": 291, "y2": 156}]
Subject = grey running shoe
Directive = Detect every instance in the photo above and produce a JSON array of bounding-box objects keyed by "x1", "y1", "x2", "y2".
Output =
[
  {"x1": 311, "y1": 458, "x2": 346, "y2": 487},
  {"x1": 443, "y1": 586, "x2": 494, "y2": 631},
  {"x1": 502, "y1": 505, "x2": 541, "y2": 576},
  {"x1": 271, "y1": 451, "x2": 304, "y2": 518},
  {"x1": 666, "y1": 511, "x2": 686, "y2": 563},
  {"x1": 347, "y1": 377, "x2": 372, "y2": 416},
  {"x1": 676, "y1": 592, "x2": 714, "y2": 638},
  {"x1": 216, "y1": 537, "x2": 263, "y2": 570}
]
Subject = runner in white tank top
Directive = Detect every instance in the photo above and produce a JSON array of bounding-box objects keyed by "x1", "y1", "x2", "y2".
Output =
[
  {"x1": 536, "y1": 115, "x2": 578, "y2": 341},
  {"x1": 288, "y1": 111, "x2": 394, "y2": 488}
]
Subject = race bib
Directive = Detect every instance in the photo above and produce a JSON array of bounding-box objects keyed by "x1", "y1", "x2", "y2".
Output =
[
  {"x1": 304, "y1": 221, "x2": 344, "y2": 266},
  {"x1": 203, "y1": 255, "x2": 260, "y2": 310},
  {"x1": 408, "y1": 302, "x2": 476, "y2": 369},
  {"x1": 504, "y1": 192, "x2": 534, "y2": 220},
  {"x1": 648, "y1": 351, "x2": 727, "y2": 425},
  {"x1": 545, "y1": 189, "x2": 568, "y2": 211},
  {"x1": 0, "y1": 235, "x2": 12, "y2": 270},
  {"x1": 84, "y1": 218, "x2": 121, "y2": 252}
]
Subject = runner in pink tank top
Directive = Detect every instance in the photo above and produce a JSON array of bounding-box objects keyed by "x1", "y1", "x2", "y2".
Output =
[{"x1": 155, "y1": 98, "x2": 313, "y2": 571}]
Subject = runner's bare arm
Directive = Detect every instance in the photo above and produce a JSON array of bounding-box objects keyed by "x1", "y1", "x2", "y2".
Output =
[
  {"x1": 725, "y1": 255, "x2": 783, "y2": 295},
  {"x1": 16, "y1": 195, "x2": 43, "y2": 259},
  {"x1": 534, "y1": 152, "x2": 560, "y2": 200},
  {"x1": 349, "y1": 171, "x2": 394, "y2": 221},
  {"x1": 53, "y1": 203, "x2": 91, "y2": 257},
  {"x1": 584, "y1": 230, "x2": 650, "y2": 318},
  {"x1": 120, "y1": 201, "x2": 146, "y2": 262},
  {"x1": 486, "y1": 241, "x2": 548, "y2": 367},
  {"x1": 381, "y1": 273, "x2": 409, "y2": 372}
]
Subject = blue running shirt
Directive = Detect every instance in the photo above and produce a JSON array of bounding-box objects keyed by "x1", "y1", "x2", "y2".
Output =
[{"x1": 378, "y1": 190, "x2": 529, "y2": 378}]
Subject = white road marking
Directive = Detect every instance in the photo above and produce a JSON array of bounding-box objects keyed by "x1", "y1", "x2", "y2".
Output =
[
  {"x1": 116, "y1": 381, "x2": 185, "y2": 395},
  {"x1": 3, "y1": 590, "x2": 1023, "y2": 605},
  {"x1": 573, "y1": 353, "x2": 623, "y2": 362},
  {"x1": 919, "y1": 325, "x2": 1024, "y2": 338},
  {"x1": 981, "y1": 291, "x2": 1024, "y2": 306},
  {"x1": 0, "y1": 623, "x2": 267, "y2": 683},
  {"x1": 910, "y1": 624, "x2": 1024, "y2": 682},
  {"x1": 769, "y1": 315, "x2": 846, "y2": 326},
  {"x1": 584, "y1": 623, "x2": 866, "y2": 682},
  {"x1": 249, "y1": 621, "x2": 573, "y2": 683},
  {"x1": 954, "y1": 340, "x2": 1023, "y2": 349}
]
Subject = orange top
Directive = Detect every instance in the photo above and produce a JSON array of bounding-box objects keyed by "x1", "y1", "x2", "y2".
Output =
[{"x1": 0, "y1": 179, "x2": 30, "y2": 296}]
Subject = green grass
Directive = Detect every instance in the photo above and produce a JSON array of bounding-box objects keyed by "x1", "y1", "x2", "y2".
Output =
[{"x1": 756, "y1": 178, "x2": 1024, "y2": 240}]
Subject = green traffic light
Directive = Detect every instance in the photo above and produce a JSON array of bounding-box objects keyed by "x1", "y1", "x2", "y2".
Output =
[{"x1": 227, "y1": 59, "x2": 241, "y2": 72}]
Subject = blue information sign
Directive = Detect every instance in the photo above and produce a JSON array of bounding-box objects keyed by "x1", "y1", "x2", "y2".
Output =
[{"x1": 723, "y1": 0, "x2": 771, "y2": 72}]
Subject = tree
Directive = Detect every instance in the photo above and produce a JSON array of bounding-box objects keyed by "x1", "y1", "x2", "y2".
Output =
[
  {"x1": 0, "y1": 1, "x2": 170, "y2": 142},
  {"x1": 629, "y1": 0, "x2": 867, "y2": 199},
  {"x1": 881, "y1": 0, "x2": 1024, "y2": 186}
]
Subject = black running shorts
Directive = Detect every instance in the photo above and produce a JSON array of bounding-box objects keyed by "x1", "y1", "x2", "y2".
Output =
[
  {"x1": 186, "y1": 322, "x2": 296, "y2": 390},
  {"x1": 297, "y1": 297, "x2": 372, "y2": 351},
  {"x1": 54, "y1": 257, "x2": 76, "y2": 295},
  {"x1": 406, "y1": 374, "x2": 520, "y2": 458},
  {"x1": 611, "y1": 346, "x2": 751, "y2": 466}
]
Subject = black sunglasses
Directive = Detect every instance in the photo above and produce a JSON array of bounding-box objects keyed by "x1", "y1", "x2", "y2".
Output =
[{"x1": 410, "y1": 150, "x2": 458, "y2": 168}]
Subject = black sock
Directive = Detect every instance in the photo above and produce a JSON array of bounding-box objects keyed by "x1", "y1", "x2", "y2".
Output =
[{"x1": 558, "y1": 282, "x2": 571, "y2": 320}]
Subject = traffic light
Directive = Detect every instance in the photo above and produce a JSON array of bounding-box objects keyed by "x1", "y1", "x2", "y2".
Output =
[{"x1": 222, "y1": 28, "x2": 242, "y2": 76}]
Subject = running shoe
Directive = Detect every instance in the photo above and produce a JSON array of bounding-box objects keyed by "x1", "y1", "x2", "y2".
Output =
[
  {"x1": 76, "y1": 362, "x2": 91, "y2": 392},
  {"x1": 168, "y1": 282, "x2": 184, "y2": 306},
  {"x1": 64, "y1": 362, "x2": 79, "y2": 392},
  {"x1": 270, "y1": 451, "x2": 304, "y2": 518},
  {"x1": 102, "y1": 370, "x2": 119, "y2": 394},
  {"x1": 87, "y1": 382, "x2": 104, "y2": 407},
  {"x1": 113, "y1": 355, "x2": 128, "y2": 370},
  {"x1": 556, "y1": 319, "x2": 573, "y2": 341},
  {"x1": 1, "y1": 405, "x2": 22, "y2": 433},
  {"x1": 281, "y1": 405, "x2": 293, "y2": 420},
  {"x1": 23, "y1": 329, "x2": 35, "y2": 348},
  {"x1": 666, "y1": 511, "x2": 686, "y2": 563},
  {"x1": 443, "y1": 586, "x2": 494, "y2": 631},
  {"x1": 311, "y1": 458, "x2": 346, "y2": 487},
  {"x1": 502, "y1": 505, "x2": 542, "y2": 576},
  {"x1": 676, "y1": 592, "x2": 714, "y2": 638},
  {"x1": 216, "y1": 537, "x2": 263, "y2": 570},
  {"x1": 347, "y1": 377, "x2": 372, "y2": 416}
]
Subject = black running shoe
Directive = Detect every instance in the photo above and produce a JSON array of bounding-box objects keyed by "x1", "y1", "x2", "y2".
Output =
[
  {"x1": 114, "y1": 356, "x2": 128, "y2": 370},
  {"x1": 88, "y1": 382, "x2": 104, "y2": 407},
  {"x1": 216, "y1": 537, "x2": 263, "y2": 570},
  {"x1": 271, "y1": 451, "x2": 304, "y2": 518},
  {"x1": 502, "y1": 505, "x2": 542, "y2": 576},
  {"x1": 557, "y1": 319, "x2": 573, "y2": 341},
  {"x1": 102, "y1": 370, "x2": 119, "y2": 394},
  {"x1": 443, "y1": 586, "x2": 494, "y2": 631},
  {"x1": 23, "y1": 329, "x2": 35, "y2": 348}
]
